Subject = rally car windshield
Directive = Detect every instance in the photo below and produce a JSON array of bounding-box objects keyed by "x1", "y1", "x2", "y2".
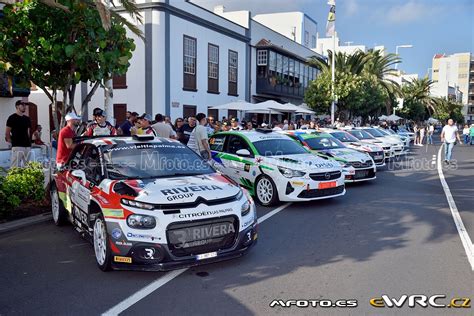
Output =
[
  {"x1": 304, "y1": 137, "x2": 345, "y2": 150},
  {"x1": 102, "y1": 142, "x2": 214, "y2": 179},
  {"x1": 348, "y1": 130, "x2": 375, "y2": 140},
  {"x1": 253, "y1": 139, "x2": 308, "y2": 156},
  {"x1": 363, "y1": 128, "x2": 385, "y2": 137},
  {"x1": 330, "y1": 131, "x2": 359, "y2": 143}
]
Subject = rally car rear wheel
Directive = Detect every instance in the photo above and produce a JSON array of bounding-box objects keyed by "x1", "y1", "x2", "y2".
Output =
[
  {"x1": 93, "y1": 215, "x2": 112, "y2": 271},
  {"x1": 51, "y1": 184, "x2": 68, "y2": 226},
  {"x1": 255, "y1": 175, "x2": 279, "y2": 206}
]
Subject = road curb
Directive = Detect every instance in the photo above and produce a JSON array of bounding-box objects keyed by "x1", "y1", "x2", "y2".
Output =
[{"x1": 0, "y1": 213, "x2": 52, "y2": 235}]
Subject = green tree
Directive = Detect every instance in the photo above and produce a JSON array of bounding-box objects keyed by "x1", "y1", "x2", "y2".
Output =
[
  {"x1": 0, "y1": 0, "x2": 136, "y2": 130},
  {"x1": 432, "y1": 98, "x2": 464, "y2": 124},
  {"x1": 399, "y1": 77, "x2": 435, "y2": 121}
]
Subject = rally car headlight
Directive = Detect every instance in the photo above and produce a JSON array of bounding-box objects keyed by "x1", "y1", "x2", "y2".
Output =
[
  {"x1": 121, "y1": 198, "x2": 154, "y2": 210},
  {"x1": 127, "y1": 214, "x2": 156, "y2": 229},
  {"x1": 241, "y1": 200, "x2": 251, "y2": 217},
  {"x1": 278, "y1": 167, "x2": 305, "y2": 178}
]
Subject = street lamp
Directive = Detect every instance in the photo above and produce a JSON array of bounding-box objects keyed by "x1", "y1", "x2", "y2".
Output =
[{"x1": 395, "y1": 44, "x2": 413, "y2": 69}]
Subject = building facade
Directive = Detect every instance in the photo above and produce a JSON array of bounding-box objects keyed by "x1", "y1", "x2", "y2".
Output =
[{"x1": 431, "y1": 52, "x2": 473, "y2": 122}]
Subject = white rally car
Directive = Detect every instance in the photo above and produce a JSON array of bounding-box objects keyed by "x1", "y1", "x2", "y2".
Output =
[
  {"x1": 357, "y1": 127, "x2": 405, "y2": 156},
  {"x1": 345, "y1": 129, "x2": 395, "y2": 159},
  {"x1": 209, "y1": 130, "x2": 345, "y2": 206},
  {"x1": 324, "y1": 129, "x2": 386, "y2": 168},
  {"x1": 52, "y1": 135, "x2": 257, "y2": 271}
]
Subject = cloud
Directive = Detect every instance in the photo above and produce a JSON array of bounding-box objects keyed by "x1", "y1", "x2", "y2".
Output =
[
  {"x1": 343, "y1": 0, "x2": 358, "y2": 16},
  {"x1": 385, "y1": 1, "x2": 441, "y2": 24}
]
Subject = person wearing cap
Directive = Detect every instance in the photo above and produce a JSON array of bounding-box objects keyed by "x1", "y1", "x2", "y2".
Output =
[
  {"x1": 5, "y1": 100, "x2": 32, "y2": 167},
  {"x1": 83, "y1": 108, "x2": 117, "y2": 136},
  {"x1": 187, "y1": 113, "x2": 211, "y2": 160},
  {"x1": 230, "y1": 118, "x2": 242, "y2": 131},
  {"x1": 118, "y1": 111, "x2": 138, "y2": 136},
  {"x1": 56, "y1": 112, "x2": 81, "y2": 167},
  {"x1": 136, "y1": 114, "x2": 157, "y2": 136}
]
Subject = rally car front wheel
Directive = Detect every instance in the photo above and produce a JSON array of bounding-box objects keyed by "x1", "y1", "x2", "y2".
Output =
[
  {"x1": 51, "y1": 184, "x2": 68, "y2": 226},
  {"x1": 93, "y1": 214, "x2": 112, "y2": 271},
  {"x1": 255, "y1": 175, "x2": 279, "y2": 206}
]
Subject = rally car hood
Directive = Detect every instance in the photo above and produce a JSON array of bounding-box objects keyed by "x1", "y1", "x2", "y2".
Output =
[
  {"x1": 314, "y1": 148, "x2": 372, "y2": 163},
  {"x1": 377, "y1": 136, "x2": 403, "y2": 146},
  {"x1": 345, "y1": 141, "x2": 382, "y2": 152},
  {"x1": 122, "y1": 174, "x2": 240, "y2": 205},
  {"x1": 263, "y1": 153, "x2": 341, "y2": 172}
]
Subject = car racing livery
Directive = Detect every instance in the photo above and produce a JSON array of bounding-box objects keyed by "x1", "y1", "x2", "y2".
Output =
[
  {"x1": 344, "y1": 128, "x2": 395, "y2": 159},
  {"x1": 283, "y1": 131, "x2": 376, "y2": 182},
  {"x1": 356, "y1": 127, "x2": 405, "y2": 156},
  {"x1": 324, "y1": 130, "x2": 386, "y2": 168},
  {"x1": 209, "y1": 130, "x2": 345, "y2": 206},
  {"x1": 51, "y1": 135, "x2": 257, "y2": 271}
]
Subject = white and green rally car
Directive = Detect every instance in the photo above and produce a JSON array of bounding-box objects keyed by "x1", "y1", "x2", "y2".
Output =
[{"x1": 209, "y1": 130, "x2": 345, "y2": 206}]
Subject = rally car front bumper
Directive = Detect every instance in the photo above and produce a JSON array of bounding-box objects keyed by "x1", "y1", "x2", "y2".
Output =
[{"x1": 111, "y1": 224, "x2": 258, "y2": 271}]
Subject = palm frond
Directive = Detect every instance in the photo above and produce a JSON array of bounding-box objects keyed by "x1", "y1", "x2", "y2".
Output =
[{"x1": 110, "y1": 11, "x2": 144, "y2": 40}]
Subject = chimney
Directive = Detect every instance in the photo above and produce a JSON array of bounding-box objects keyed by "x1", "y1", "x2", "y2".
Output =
[{"x1": 214, "y1": 5, "x2": 225, "y2": 14}]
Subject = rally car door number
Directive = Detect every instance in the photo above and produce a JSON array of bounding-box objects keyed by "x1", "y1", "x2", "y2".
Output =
[{"x1": 71, "y1": 181, "x2": 91, "y2": 212}]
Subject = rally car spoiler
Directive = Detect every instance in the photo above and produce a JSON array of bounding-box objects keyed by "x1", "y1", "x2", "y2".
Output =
[{"x1": 73, "y1": 134, "x2": 155, "y2": 143}]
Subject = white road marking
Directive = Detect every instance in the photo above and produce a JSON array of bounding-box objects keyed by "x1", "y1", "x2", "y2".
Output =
[
  {"x1": 436, "y1": 148, "x2": 474, "y2": 270},
  {"x1": 101, "y1": 203, "x2": 291, "y2": 315}
]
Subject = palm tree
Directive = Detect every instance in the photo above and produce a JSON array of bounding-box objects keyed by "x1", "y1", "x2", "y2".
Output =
[
  {"x1": 403, "y1": 77, "x2": 436, "y2": 114},
  {"x1": 0, "y1": 0, "x2": 144, "y2": 39}
]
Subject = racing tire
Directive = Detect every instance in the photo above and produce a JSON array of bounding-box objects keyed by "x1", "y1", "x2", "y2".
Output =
[
  {"x1": 93, "y1": 214, "x2": 112, "y2": 272},
  {"x1": 51, "y1": 184, "x2": 68, "y2": 226},
  {"x1": 255, "y1": 175, "x2": 279, "y2": 207}
]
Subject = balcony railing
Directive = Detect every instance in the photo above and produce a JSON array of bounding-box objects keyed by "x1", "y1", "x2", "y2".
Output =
[{"x1": 256, "y1": 77, "x2": 305, "y2": 99}]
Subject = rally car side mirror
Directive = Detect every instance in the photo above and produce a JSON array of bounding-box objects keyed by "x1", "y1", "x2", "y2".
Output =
[
  {"x1": 71, "y1": 170, "x2": 87, "y2": 185},
  {"x1": 236, "y1": 149, "x2": 251, "y2": 157}
]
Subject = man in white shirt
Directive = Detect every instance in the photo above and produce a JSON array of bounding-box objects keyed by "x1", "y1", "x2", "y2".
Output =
[
  {"x1": 152, "y1": 114, "x2": 176, "y2": 139},
  {"x1": 440, "y1": 119, "x2": 461, "y2": 163},
  {"x1": 187, "y1": 113, "x2": 211, "y2": 160}
]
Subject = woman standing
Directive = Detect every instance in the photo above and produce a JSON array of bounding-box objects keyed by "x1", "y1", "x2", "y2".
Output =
[
  {"x1": 462, "y1": 124, "x2": 470, "y2": 144},
  {"x1": 414, "y1": 124, "x2": 420, "y2": 145},
  {"x1": 419, "y1": 124, "x2": 425, "y2": 146}
]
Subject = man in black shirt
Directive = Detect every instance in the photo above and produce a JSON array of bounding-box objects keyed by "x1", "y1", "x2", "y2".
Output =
[
  {"x1": 177, "y1": 116, "x2": 196, "y2": 145},
  {"x1": 5, "y1": 100, "x2": 32, "y2": 167}
]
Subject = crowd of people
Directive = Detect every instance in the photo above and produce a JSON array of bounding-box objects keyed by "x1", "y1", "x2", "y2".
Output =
[{"x1": 5, "y1": 101, "x2": 474, "y2": 167}]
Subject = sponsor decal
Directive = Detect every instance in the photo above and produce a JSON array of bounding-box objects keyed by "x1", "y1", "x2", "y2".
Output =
[
  {"x1": 160, "y1": 185, "x2": 223, "y2": 196},
  {"x1": 111, "y1": 228, "x2": 122, "y2": 240},
  {"x1": 291, "y1": 181, "x2": 305, "y2": 186},
  {"x1": 369, "y1": 295, "x2": 471, "y2": 309},
  {"x1": 244, "y1": 164, "x2": 251, "y2": 172},
  {"x1": 143, "y1": 248, "x2": 155, "y2": 260},
  {"x1": 166, "y1": 193, "x2": 194, "y2": 201},
  {"x1": 242, "y1": 218, "x2": 255, "y2": 229},
  {"x1": 173, "y1": 208, "x2": 233, "y2": 219},
  {"x1": 170, "y1": 223, "x2": 235, "y2": 249},
  {"x1": 115, "y1": 241, "x2": 133, "y2": 247},
  {"x1": 126, "y1": 232, "x2": 155, "y2": 240},
  {"x1": 114, "y1": 256, "x2": 132, "y2": 263},
  {"x1": 103, "y1": 209, "x2": 124, "y2": 218}
]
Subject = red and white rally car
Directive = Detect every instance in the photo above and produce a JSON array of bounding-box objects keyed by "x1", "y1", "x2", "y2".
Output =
[{"x1": 51, "y1": 135, "x2": 257, "y2": 271}]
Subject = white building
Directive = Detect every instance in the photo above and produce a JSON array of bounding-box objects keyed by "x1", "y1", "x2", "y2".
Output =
[
  {"x1": 316, "y1": 35, "x2": 366, "y2": 56},
  {"x1": 252, "y1": 12, "x2": 318, "y2": 49}
]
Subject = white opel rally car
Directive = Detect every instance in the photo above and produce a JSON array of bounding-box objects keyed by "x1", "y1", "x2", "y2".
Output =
[{"x1": 209, "y1": 130, "x2": 345, "y2": 206}]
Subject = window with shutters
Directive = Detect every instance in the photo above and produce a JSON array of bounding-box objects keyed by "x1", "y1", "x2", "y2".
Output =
[
  {"x1": 228, "y1": 50, "x2": 238, "y2": 96},
  {"x1": 208, "y1": 44, "x2": 219, "y2": 93},
  {"x1": 183, "y1": 35, "x2": 197, "y2": 90}
]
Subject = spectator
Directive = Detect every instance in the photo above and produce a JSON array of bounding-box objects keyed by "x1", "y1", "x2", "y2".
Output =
[
  {"x1": 177, "y1": 116, "x2": 196, "y2": 144},
  {"x1": 174, "y1": 117, "x2": 184, "y2": 133},
  {"x1": 288, "y1": 123, "x2": 295, "y2": 130},
  {"x1": 414, "y1": 124, "x2": 420, "y2": 145},
  {"x1": 440, "y1": 119, "x2": 461, "y2": 164},
  {"x1": 152, "y1": 113, "x2": 176, "y2": 139},
  {"x1": 245, "y1": 121, "x2": 254, "y2": 131},
  {"x1": 83, "y1": 108, "x2": 117, "y2": 136},
  {"x1": 135, "y1": 114, "x2": 157, "y2": 136},
  {"x1": 5, "y1": 100, "x2": 32, "y2": 168},
  {"x1": 31, "y1": 125, "x2": 49, "y2": 160},
  {"x1": 230, "y1": 118, "x2": 242, "y2": 131},
  {"x1": 118, "y1": 111, "x2": 138, "y2": 136},
  {"x1": 282, "y1": 119, "x2": 289, "y2": 130},
  {"x1": 470, "y1": 124, "x2": 474, "y2": 145},
  {"x1": 56, "y1": 113, "x2": 81, "y2": 168},
  {"x1": 427, "y1": 124, "x2": 434, "y2": 145},
  {"x1": 272, "y1": 121, "x2": 284, "y2": 131},
  {"x1": 418, "y1": 124, "x2": 425, "y2": 146},
  {"x1": 187, "y1": 113, "x2": 211, "y2": 160},
  {"x1": 462, "y1": 124, "x2": 470, "y2": 144}
]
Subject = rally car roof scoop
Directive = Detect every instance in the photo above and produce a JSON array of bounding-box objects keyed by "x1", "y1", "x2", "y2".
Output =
[{"x1": 113, "y1": 181, "x2": 138, "y2": 197}]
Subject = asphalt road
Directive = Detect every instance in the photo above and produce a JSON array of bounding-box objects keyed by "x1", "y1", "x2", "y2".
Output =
[{"x1": 0, "y1": 140, "x2": 473, "y2": 316}]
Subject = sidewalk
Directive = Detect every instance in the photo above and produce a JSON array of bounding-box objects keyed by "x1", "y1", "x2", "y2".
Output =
[{"x1": 0, "y1": 212, "x2": 52, "y2": 235}]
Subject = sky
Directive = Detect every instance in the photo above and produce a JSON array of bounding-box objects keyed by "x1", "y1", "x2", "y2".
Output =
[{"x1": 193, "y1": 0, "x2": 474, "y2": 78}]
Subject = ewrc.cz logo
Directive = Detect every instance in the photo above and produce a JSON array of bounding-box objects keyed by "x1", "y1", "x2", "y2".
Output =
[
  {"x1": 370, "y1": 295, "x2": 471, "y2": 308},
  {"x1": 270, "y1": 299, "x2": 358, "y2": 308}
]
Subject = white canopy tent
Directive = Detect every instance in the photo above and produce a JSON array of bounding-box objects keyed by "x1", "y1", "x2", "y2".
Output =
[
  {"x1": 386, "y1": 114, "x2": 402, "y2": 121},
  {"x1": 284, "y1": 103, "x2": 315, "y2": 114},
  {"x1": 427, "y1": 117, "x2": 439, "y2": 124},
  {"x1": 378, "y1": 115, "x2": 388, "y2": 120},
  {"x1": 209, "y1": 100, "x2": 269, "y2": 112}
]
